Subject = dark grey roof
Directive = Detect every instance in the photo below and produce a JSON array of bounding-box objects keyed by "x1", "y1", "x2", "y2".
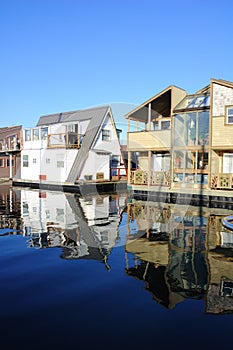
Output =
[
  {"x1": 66, "y1": 105, "x2": 110, "y2": 182},
  {"x1": 36, "y1": 105, "x2": 109, "y2": 126}
]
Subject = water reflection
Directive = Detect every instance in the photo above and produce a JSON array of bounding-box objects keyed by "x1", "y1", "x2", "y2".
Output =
[
  {"x1": 1, "y1": 186, "x2": 233, "y2": 314},
  {"x1": 125, "y1": 200, "x2": 233, "y2": 314},
  {"x1": 20, "y1": 189, "x2": 127, "y2": 267}
]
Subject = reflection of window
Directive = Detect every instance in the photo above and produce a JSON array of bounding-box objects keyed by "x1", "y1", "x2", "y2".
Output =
[
  {"x1": 226, "y1": 107, "x2": 233, "y2": 124},
  {"x1": 102, "y1": 129, "x2": 111, "y2": 141},
  {"x1": 56, "y1": 208, "x2": 64, "y2": 222},
  {"x1": 23, "y1": 155, "x2": 29, "y2": 167},
  {"x1": 220, "y1": 279, "x2": 233, "y2": 297},
  {"x1": 57, "y1": 161, "x2": 64, "y2": 168}
]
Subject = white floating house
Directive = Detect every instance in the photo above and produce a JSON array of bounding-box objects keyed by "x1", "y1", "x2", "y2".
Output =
[{"x1": 19, "y1": 105, "x2": 126, "y2": 185}]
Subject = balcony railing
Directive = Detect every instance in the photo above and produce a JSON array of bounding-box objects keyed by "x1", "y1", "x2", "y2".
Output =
[
  {"x1": 0, "y1": 141, "x2": 21, "y2": 152},
  {"x1": 130, "y1": 170, "x2": 171, "y2": 186},
  {"x1": 47, "y1": 133, "x2": 83, "y2": 149},
  {"x1": 211, "y1": 173, "x2": 233, "y2": 189}
]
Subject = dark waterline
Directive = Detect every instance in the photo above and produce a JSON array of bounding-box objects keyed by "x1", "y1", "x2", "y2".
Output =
[{"x1": 0, "y1": 185, "x2": 233, "y2": 350}]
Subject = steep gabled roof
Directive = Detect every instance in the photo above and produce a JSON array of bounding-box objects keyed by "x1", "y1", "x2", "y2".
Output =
[
  {"x1": 36, "y1": 105, "x2": 110, "y2": 126},
  {"x1": 66, "y1": 105, "x2": 110, "y2": 182}
]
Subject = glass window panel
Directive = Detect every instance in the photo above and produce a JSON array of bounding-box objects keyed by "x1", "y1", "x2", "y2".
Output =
[
  {"x1": 161, "y1": 120, "x2": 170, "y2": 130},
  {"x1": 198, "y1": 111, "x2": 209, "y2": 145},
  {"x1": 41, "y1": 127, "x2": 48, "y2": 140},
  {"x1": 174, "y1": 151, "x2": 184, "y2": 169},
  {"x1": 25, "y1": 130, "x2": 31, "y2": 141},
  {"x1": 174, "y1": 114, "x2": 185, "y2": 146},
  {"x1": 33, "y1": 129, "x2": 39, "y2": 140},
  {"x1": 195, "y1": 174, "x2": 208, "y2": 184},
  {"x1": 186, "y1": 112, "x2": 196, "y2": 146},
  {"x1": 186, "y1": 151, "x2": 195, "y2": 169}
]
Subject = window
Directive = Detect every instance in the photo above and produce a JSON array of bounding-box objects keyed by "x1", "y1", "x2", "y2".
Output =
[
  {"x1": 23, "y1": 155, "x2": 29, "y2": 167},
  {"x1": 25, "y1": 130, "x2": 31, "y2": 141},
  {"x1": 41, "y1": 127, "x2": 48, "y2": 140},
  {"x1": 7, "y1": 159, "x2": 15, "y2": 167},
  {"x1": 226, "y1": 107, "x2": 233, "y2": 124},
  {"x1": 57, "y1": 161, "x2": 64, "y2": 168},
  {"x1": 161, "y1": 120, "x2": 171, "y2": 130},
  {"x1": 223, "y1": 153, "x2": 233, "y2": 173},
  {"x1": 102, "y1": 129, "x2": 111, "y2": 141},
  {"x1": 32, "y1": 129, "x2": 39, "y2": 140},
  {"x1": 0, "y1": 158, "x2": 4, "y2": 167},
  {"x1": 66, "y1": 123, "x2": 78, "y2": 133},
  {"x1": 33, "y1": 158, "x2": 37, "y2": 164}
]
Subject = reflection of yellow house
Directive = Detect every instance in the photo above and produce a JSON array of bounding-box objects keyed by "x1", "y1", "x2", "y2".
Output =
[
  {"x1": 126, "y1": 78, "x2": 233, "y2": 194},
  {"x1": 206, "y1": 215, "x2": 233, "y2": 314},
  {"x1": 126, "y1": 237, "x2": 169, "y2": 265}
]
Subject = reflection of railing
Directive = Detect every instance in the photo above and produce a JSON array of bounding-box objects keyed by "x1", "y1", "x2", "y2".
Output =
[
  {"x1": 129, "y1": 170, "x2": 171, "y2": 186},
  {"x1": 111, "y1": 167, "x2": 127, "y2": 181},
  {"x1": 211, "y1": 173, "x2": 233, "y2": 189},
  {"x1": 47, "y1": 133, "x2": 83, "y2": 149}
]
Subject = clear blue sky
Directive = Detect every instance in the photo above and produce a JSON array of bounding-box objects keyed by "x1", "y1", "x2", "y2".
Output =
[{"x1": 1, "y1": 0, "x2": 233, "y2": 131}]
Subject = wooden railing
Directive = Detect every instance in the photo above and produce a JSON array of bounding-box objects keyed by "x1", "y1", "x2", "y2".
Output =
[
  {"x1": 211, "y1": 173, "x2": 233, "y2": 189},
  {"x1": 47, "y1": 133, "x2": 83, "y2": 149},
  {"x1": 129, "y1": 170, "x2": 171, "y2": 186}
]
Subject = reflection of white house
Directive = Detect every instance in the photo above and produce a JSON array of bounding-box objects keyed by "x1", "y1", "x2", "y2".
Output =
[
  {"x1": 79, "y1": 194, "x2": 127, "y2": 250},
  {"x1": 21, "y1": 188, "x2": 126, "y2": 262},
  {"x1": 19, "y1": 105, "x2": 125, "y2": 185}
]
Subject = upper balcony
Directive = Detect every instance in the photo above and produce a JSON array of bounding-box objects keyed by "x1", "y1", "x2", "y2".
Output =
[
  {"x1": 47, "y1": 132, "x2": 83, "y2": 149},
  {"x1": 127, "y1": 130, "x2": 171, "y2": 151}
]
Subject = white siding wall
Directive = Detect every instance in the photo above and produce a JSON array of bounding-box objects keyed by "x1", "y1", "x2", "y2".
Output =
[
  {"x1": 93, "y1": 114, "x2": 122, "y2": 157},
  {"x1": 80, "y1": 151, "x2": 110, "y2": 180},
  {"x1": 21, "y1": 148, "x2": 77, "y2": 182},
  {"x1": 212, "y1": 83, "x2": 233, "y2": 116}
]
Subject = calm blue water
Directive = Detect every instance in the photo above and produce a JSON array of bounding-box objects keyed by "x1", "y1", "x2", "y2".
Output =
[{"x1": 0, "y1": 185, "x2": 233, "y2": 350}]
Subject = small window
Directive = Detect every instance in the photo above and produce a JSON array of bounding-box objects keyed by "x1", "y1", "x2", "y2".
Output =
[
  {"x1": 33, "y1": 158, "x2": 37, "y2": 164},
  {"x1": 7, "y1": 159, "x2": 15, "y2": 167},
  {"x1": 33, "y1": 129, "x2": 39, "y2": 140},
  {"x1": 41, "y1": 127, "x2": 48, "y2": 140},
  {"x1": 25, "y1": 130, "x2": 31, "y2": 141},
  {"x1": 102, "y1": 129, "x2": 111, "y2": 141},
  {"x1": 57, "y1": 160, "x2": 64, "y2": 168},
  {"x1": 161, "y1": 120, "x2": 171, "y2": 130},
  {"x1": 0, "y1": 158, "x2": 4, "y2": 167},
  {"x1": 227, "y1": 107, "x2": 233, "y2": 124},
  {"x1": 23, "y1": 155, "x2": 29, "y2": 167}
]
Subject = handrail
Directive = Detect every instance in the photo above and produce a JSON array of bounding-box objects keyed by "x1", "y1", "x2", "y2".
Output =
[{"x1": 222, "y1": 215, "x2": 233, "y2": 231}]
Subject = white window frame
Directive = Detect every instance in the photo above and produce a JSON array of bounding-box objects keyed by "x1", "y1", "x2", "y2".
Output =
[
  {"x1": 226, "y1": 106, "x2": 233, "y2": 124},
  {"x1": 102, "y1": 129, "x2": 111, "y2": 141}
]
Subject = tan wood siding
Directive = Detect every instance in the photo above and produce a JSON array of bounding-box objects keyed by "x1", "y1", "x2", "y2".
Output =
[
  {"x1": 212, "y1": 116, "x2": 233, "y2": 147},
  {"x1": 127, "y1": 130, "x2": 171, "y2": 151}
]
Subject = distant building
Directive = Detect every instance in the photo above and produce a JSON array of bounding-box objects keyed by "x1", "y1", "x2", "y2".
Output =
[
  {"x1": 0, "y1": 125, "x2": 22, "y2": 179},
  {"x1": 18, "y1": 105, "x2": 126, "y2": 185}
]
